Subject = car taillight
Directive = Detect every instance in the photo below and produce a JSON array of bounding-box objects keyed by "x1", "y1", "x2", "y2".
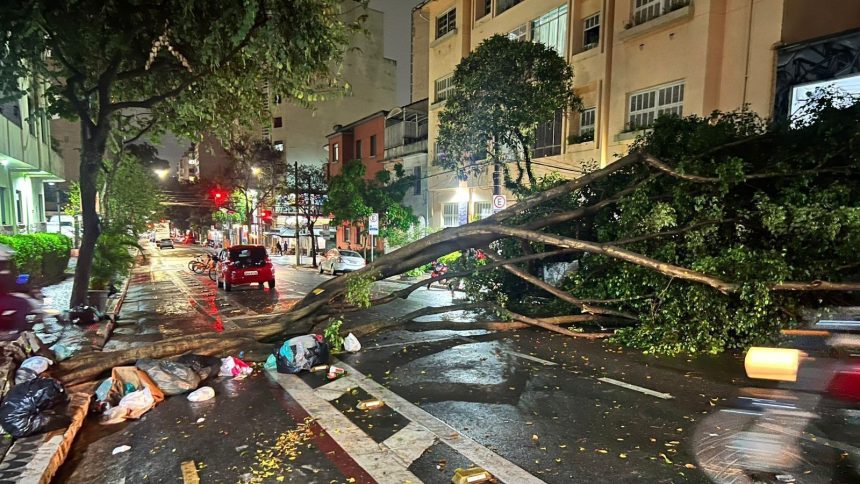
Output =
[{"x1": 827, "y1": 363, "x2": 860, "y2": 403}]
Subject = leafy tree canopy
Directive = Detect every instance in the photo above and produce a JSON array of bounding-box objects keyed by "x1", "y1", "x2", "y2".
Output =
[{"x1": 437, "y1": 34, "x2": 580, "y2": 187}]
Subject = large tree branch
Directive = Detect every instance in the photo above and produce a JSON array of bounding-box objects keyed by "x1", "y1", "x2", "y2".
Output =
[
  {"x1": 614, "y1": 219, "x2": 737, "y2": 245},
  {"x1": 643, "y1": 153, "x2": 854, "y2": 183}
]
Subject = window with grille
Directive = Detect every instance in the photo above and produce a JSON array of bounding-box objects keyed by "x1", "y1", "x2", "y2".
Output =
[
  {"x1": 533, "y1": 108, "x2": 563, "y2": 158},
  {"x1": 627, "y1": 81, "x2": 684, "y2": 130},
  {"x1": 436, "y1": 8, "x2": 456, "y2": 39},
  {"x1": 508, "y1": 24, "x2": 527, "y2": 42},
  {"x1": 434, "y1": 75, "x2": 454, "y2": 103},
  {"x1": 531, "y1": 5, "x2": 568, "y2": 56},
  {"x1": 496, "y1": 0, "x2": 524, "y2": 15},
  {"x1": 473, "y1": 201, "x2": 492, "y2": 220},
  {"x1": 413, "y1": 166, "x2": 422, "y2": 195},
  {"x1": 443, "y1": 203, "x2": 460, "y2": 227},
  {"x1": 583, "y1": 13, "x2": 600, "y2": 50},
  {"x1": 476, "y1": 0, "x2": 492, "y2": 20},
  {"x1": 633, "y1": 0, "x2": 689, "y2": 26},
  {"x1": 580, "y1": 108, "x2": 596, "y2": 135},
  {"x1": 273, "y1": 117, "x2": 283, "y2": 128}
]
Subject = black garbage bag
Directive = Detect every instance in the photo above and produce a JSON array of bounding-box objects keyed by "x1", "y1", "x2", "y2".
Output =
[
  {"x1": 175, "y1": 354, "x2": 221, "y2": 381},
  {"x1": 0, "y1": 377, "x2": 69, "y2": 438},
  {"x1": 273, "y1": 335, "x2": 330, "y2": 374},
  {"x1": 66, "y1": 305, "x2": 104, "y2": 325}
]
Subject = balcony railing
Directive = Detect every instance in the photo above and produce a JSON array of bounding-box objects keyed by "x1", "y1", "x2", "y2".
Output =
[
  {"x1": 631, "y1": 0, "x2": 691, "y2": 27},
  {"x1": 384, "y1": 122, "x2": 428, "y2": 150},
  {"x1": 384, "y1": 139, "x2": 428, "y2": 160}
]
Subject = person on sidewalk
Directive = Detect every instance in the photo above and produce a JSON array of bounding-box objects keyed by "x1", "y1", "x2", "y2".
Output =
[{"x1": 276, "y1": 240, "x2": 283, "y2": 256}]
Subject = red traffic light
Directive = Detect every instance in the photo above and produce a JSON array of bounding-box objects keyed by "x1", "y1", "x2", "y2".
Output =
[
  {"x1": 211, "y1": 189, "x2": 227, "y2": 205},
  {"x1": 260, "y1": 209, "x2": 273, "y2": 222}
]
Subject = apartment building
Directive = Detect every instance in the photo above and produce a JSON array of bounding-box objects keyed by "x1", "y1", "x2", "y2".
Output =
[
  {"x1": 0, "y1": 77, "x2": 66, "y2": 235},
  {"x1": 384, "y1": 98, "x2": 430, "y2": 229},
  {"x1": 419, "y1": 0, "x2": 860, "y2": 229},
  {"x1": 325, "y1": 110, "x2": 388, "y2": 252},
  {"x1": 267, "y1": 3, "x2": 397, "y2": 166}
]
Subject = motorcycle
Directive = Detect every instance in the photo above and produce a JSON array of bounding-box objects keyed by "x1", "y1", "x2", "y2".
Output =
[{"x1": 694, "y1": 320, "x2": 860, "y2": 484}]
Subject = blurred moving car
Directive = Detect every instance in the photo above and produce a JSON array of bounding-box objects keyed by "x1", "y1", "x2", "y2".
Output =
[
  {"x1": 156, "y1": 238, "x2": 174, "y2": 249},
  {"x1": 319, "y1": 249, "x2": 366, "y2": 275},
  {"x1": 214, "y1": 245, "x2": 275, "y2": 291}
]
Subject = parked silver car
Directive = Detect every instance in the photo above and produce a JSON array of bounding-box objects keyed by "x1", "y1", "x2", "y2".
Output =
[{"x1": 319, "y1": 249, "x2": 366, "y2": 275}]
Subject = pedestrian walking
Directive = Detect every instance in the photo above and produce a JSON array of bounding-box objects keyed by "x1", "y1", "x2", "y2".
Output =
[{"x1": 276, "y1": 240, "x2": 283, "y2": 256}]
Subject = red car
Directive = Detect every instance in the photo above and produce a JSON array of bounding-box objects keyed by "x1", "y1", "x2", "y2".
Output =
[{"x1": 214, "y1": 245, "x2": 275, "y2": 291}]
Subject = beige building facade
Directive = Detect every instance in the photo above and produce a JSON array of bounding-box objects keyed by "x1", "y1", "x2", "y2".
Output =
[
  {"x1": 419, "y1": 0, "x2": 860, "y2": 229},
  {"x1": 267, "y1": 4, "x2": 397, "y2": 165}
]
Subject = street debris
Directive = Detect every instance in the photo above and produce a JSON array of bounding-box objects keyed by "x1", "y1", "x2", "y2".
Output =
[
  {"x1": 310, "y1": 364, "x2": 328, "y2": 372},
  {"x1": 327, "y1": 365, "x2": 346, "y2": 380},
  {"x1": 180, "y1": 460, "x2": 200, "y2": 483},
  {"x1": 219, "y1": 356, "x2": 253, "y2": 378},
  {"x1": 248, "y1": 416, "x2": 315, "y2": 483},
  {"x1": 14, "y1": 356, "x2": 53, "y2": 384},
  {"x1": 96, "y1": 367, "x2": 164, "y2": 424},
  {"x1": 187, "y1": 386, "x2": 215, "y2": 402},
  {"x1": 452, "y1": 467, "x2": 494, "y2": 484},
  {"x1": 343, "y1": 332, "x2": 361, "y2": 352},
  {"x1": 272, "y1": 334, "x2": 330, "y2": 374},
  {"x1": 356, "y1": 399, "x2": 384, "y2": 410},
  {"x1": 137, "y1": 358, "x2": 206, "y2": 395},
  {"x1": 112, "y1": 445, "x2": 131, "y2": 455},
  {"x1": 0, "y1": 377, "x2": 69, "y2": 437},
  {"x1": 195, "y1": 417, "x2": 205, "y2": 424}
]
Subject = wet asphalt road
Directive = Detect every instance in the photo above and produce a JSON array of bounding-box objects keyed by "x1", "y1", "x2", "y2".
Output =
[{"x1": 56, "y1": 244, "x2": 751, "y2": 483}]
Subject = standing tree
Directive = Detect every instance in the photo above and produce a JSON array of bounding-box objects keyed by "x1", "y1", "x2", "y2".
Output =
[
  {"x1": 437, "y1": 34, "x2": 580, "y2": 188},
  {"x1": 324, "y1": 160, "x2": 416, "y2": 256},
  {"x1": 284, "y1": 164, "x2": 328, "y2": 267},
  {"x1": 0, "y1": 0, "x2": 364, "y2": 306}
]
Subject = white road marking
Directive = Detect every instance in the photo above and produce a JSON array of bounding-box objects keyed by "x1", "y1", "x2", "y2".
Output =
[
  {"x1": 334, "y1": 359, "x2": 546, "y2": 484},
  {"x1": 314, "y1": 375, "x2": 357, "y2": 401},
  {"x1": 382, "y1": 422, "x2": 438, "y2": 466},
  {"x1": 505, "y1": 350, "x2": 558, "y2": 366},
  {"x1": 267, "y1": 371, "x2": 421, "y2": 483},
  {"x1": 597, "y1": 377, "x2": 674, "y2": 400}
]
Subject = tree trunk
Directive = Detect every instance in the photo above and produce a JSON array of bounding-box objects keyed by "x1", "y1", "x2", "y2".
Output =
[
  {"x1": 69, "y1": 133, "x2": 106, "y2": 307},
  {"x1": 308, "y1": 219, "x2": 317, "y2": 267}
]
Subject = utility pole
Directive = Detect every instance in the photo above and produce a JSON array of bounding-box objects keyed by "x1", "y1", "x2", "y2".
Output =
[{"x1": 294, "y1": 160, "x2": 300, "y2": 267}]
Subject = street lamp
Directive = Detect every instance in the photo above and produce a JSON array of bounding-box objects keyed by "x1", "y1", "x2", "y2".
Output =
[
  {"x1": 153, "y1": 168, "x2": 170, "y2": 180},
  {"x1": 251, "y1": 166, "x2": 262, "y2": 176}
]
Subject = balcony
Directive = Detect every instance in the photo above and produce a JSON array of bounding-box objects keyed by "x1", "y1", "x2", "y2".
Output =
[
  {"x1": 383, "y1": 99, "x2": 429, "y2": 161},
  {"x1": 0, "y1": 113, "x2": 65, "y2": 180},
  {"x1": 620, "y1": 0, "x2": 692, "y2": 42}
]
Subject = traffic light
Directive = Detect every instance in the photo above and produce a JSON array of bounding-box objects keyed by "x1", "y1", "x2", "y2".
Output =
[
  {"x1": 211, "y1": 188, "x2": 227, "y2": 206},
  {"x1": 260, "y1": 209, "x2": 273, "y2": 222}
]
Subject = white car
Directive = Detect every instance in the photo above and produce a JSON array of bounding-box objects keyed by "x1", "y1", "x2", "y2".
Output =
[{"x1": 319, "y1": 249, "x2": 366, "y2": 275}]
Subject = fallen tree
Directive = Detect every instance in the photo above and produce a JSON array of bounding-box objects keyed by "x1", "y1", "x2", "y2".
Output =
[{"x1": 56, "y1": 100, "x2": 860, "y2": 382}]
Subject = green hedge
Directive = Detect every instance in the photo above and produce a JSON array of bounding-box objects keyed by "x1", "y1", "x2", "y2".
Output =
[{"x1": 0, "y1": 233, "x2": 72, "y2": 284}]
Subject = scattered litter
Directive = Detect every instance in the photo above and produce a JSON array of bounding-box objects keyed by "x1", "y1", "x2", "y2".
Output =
[
  {"x1": 112, "y1": 445, "x2": 131, "y2": 455},
  {"x1": 343, "y1": 333, "x2": 361, "y2": 353},
  {"x1": 196, "y1": 417, "x2": 205, "y2": 424},
  {"x1": 356, "y1": 399, "x2": 384, "y2": 410},
  {"x1": 187, "y1": 386, "x2": 215, "y2": 402},
  {"x1": 235, "y1": 445, "x2": 249, "y2": 453},
  {"x1": 273, "y1": 334, "x2": 330, "y2": 374},
  {"x1": 97, "y1": 367, "x2": 164, "y2": 423},
  {"x1": 263, "y1": 354, "x2": 277, "y2": 371},
  {"x1": 311, "y1": 365, "x2": 329, "y2": 372},
  {"x1": 15, "y1": 356, "x2": 53, "y2": 384},
  {"x1": 219, "y1": 356, "x2": 253, "y2": 378},
  {"x1": 51, "y1": 343, "x2": 72, "y2": 362},
  {"x1": 452, "y1": 467, "x2": 493, "y2": 484},
  {"x1": 137, "y1": 359, "x2": 204, "y2": 396},
  {"x1": 327, "y1": 366, "x2": 346, "y2": 380},
  {"x1": 180, "y1": 460, "x2": 200, "y2": 483}
]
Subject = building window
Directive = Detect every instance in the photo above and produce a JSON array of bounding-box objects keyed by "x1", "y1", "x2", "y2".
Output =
[
  {"x1": 27, "y1": 95, "x2": 36, "y2": 136},
  {"x1": 332, "y1": 143, "x2": 339, "y2": 162},
  {"x1": 533, "y1": 108, "x2": 563, "y2": 158},
  {"x1": 369, "y1": 135, "x2": 377, "y2": 157},
  {"x1": 508, "y1": 24, "x2": 527, "y2": 42},
  {"x1": 15, "y1": 190, "x2": 23, "y2": 224},
  {"x1": 274, "y1": 141, "x2": 284, "y2": 152},
  {"x1": 473, "y1": 201, "x2": 492, "y2": 220},
  {"x1": 476, "y1": 0, "x2": 492, "y2": 20},
  {"x1": 443, "y1": 202, "x2": 460, "y2": 228},
  {"x1": 37, "y1": 194, "x2": 44, "y2": 222},
  {"x1": 583, "y1": 13, "x2": 600, "y2": 50},
  {"x1": 497, "y1": 0, "x2": 524, "y2": 15},
  {"x1": 273, "y1": 117, "x2": 283, "y2": 128},
  {"x1": 356, "y1": 139, "x2": 362, "y2": 159},
  {"x1": 343, "y1": 225, "x2": 351, "y2": 244},
  {"x1": 627, "y1": 81, "x2": 685, "y2": 130},
  {"x1": 531, "y1": 5, "x2": 568, "y2": 57},
  {"x1": 434, "y1": 75, "x2": 454, "y2": 103},
  {"x1": 633, "y1": 0, "x2": 689, "y2": 26},
  {"x1": 436, "y1": 8, "x2": 456, "y2": 39},
  {"x1": 354, "y1": 226, "x2": 360, "y2": 245},
  {"x1": 580, "y1": 108, "x2": 596, "y2": 136},
  {"x1": 413, "y1": 166, "x2": 421, "y2": 195}
]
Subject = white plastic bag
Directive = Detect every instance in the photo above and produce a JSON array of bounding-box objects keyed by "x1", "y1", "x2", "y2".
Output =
[
  {"x1": 187, "y1": 386, "x2": 215, "y2": 402},
  {"x1": 118, "y1": 387, "x2": 155, "y2": 412},
  {"x1": 219, "y1": 356, "x2": 253, "y2": 377},
  {"x1": 15, "y1": 356, "x2": 54, "y2": 384},
  {"x1": 344, "y1": 333, "x2": 361, "y2": 353}
]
